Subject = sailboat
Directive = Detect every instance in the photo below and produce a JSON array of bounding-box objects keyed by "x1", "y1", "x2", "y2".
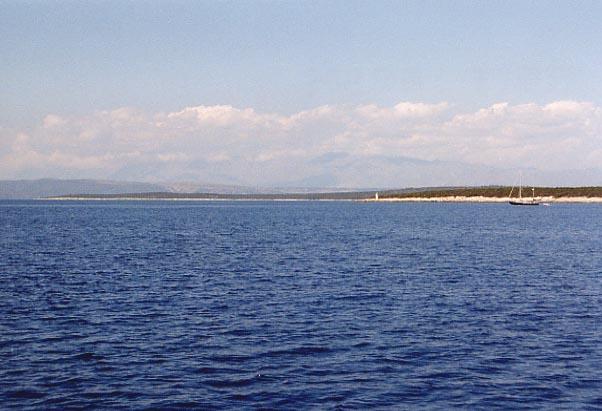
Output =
[{"x1": 509, "y1": 175, "x2": 539, "y2": 206}]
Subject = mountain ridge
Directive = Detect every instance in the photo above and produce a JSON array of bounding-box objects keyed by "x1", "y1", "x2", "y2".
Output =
[{"x1": 0, "y1": 178, "x2": 383, "y2": 199}]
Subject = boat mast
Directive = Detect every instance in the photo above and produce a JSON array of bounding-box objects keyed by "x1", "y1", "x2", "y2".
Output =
[{"x1": 519, "y1": 173, "x2": 522, "y2": 199}]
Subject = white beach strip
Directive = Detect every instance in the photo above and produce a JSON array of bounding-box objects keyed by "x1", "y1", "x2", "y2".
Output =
[{"x1": 365, "y1": 196, "x2": 602, "y2": 203}]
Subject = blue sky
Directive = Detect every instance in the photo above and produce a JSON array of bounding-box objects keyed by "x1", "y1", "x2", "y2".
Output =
[
  {"x1": 1, "y1": 1, "x2": 602, "y2": 186},
  {"x1": 3, "y1": 1, "x2": 602, "y2": 123}
]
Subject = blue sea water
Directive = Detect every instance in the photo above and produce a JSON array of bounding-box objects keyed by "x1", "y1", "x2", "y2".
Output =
[{"x1": 1, "y1": 200, "x2": 601, "y2": 410}]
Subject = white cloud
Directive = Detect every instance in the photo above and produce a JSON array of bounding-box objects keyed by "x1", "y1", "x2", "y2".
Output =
[
  {"x1": 356, "y1": 102, "x2": 449, "y2": 120},
  {"x1": 1, "y1": 101, "x2": 601, "y2": 186},
  {"x1": 43, "y1": 115, "x2": 66, "y2": 128}
]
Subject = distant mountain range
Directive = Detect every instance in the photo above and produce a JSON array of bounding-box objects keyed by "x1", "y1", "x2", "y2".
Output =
[
  {"x1": 0, "y1": 179, "x2": 165, "y2": 199},
  {"x1": 0, "y1": 179, "x2": 381, "y2": 199},
  {"x1": 3, "y1": 177, "x2": 602, "y2": 200}
]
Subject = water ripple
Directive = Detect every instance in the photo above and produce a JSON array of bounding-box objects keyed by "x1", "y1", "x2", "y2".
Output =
[{"x1": 1, "y1": 200, "x2": 601, "y2": 409}]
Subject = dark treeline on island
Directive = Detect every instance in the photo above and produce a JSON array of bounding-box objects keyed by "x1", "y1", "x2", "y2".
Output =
[
  {"x1": 47, "y1": 186, "x2": 602, "y2": 200},
  {"x1": 379, "y1": 186, "x2": 602, "y2": 198}
]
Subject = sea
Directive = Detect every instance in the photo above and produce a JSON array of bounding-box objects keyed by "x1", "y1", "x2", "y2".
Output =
[{"x1": 1, "y1": 200, "x2": 601, "y2": 410}]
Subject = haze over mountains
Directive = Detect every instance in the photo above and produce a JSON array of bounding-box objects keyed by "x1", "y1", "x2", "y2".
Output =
[
  {"x1": 0, "y1": 179, "x2": 379, "y2": 199},
  {"x1": 3, "y1": 161, "x2": 602, "y2": 199},
  {"x1": 3, "y1": 101, "x2": 602, "y2": 190},
  {"x1": 3, "y1": 149, "x2": 602, "y2": 199}
]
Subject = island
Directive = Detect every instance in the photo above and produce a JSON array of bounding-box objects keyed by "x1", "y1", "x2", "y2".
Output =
[
  {"x1": 45, "y1": 186, "x2": 602, "y2": 203},
  {"x1": 370, "y1": 186, "x2": 602, "y2": 203}
]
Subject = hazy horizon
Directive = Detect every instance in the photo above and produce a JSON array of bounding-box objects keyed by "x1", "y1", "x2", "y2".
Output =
[{"x1": 2, "y1": 1, "x2": 602, "y2": 187}]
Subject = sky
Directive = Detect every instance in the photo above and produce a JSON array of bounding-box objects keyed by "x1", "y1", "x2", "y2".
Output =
[{"x1": 1, "y1": 1, "x2": 602, "y2": 187}]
